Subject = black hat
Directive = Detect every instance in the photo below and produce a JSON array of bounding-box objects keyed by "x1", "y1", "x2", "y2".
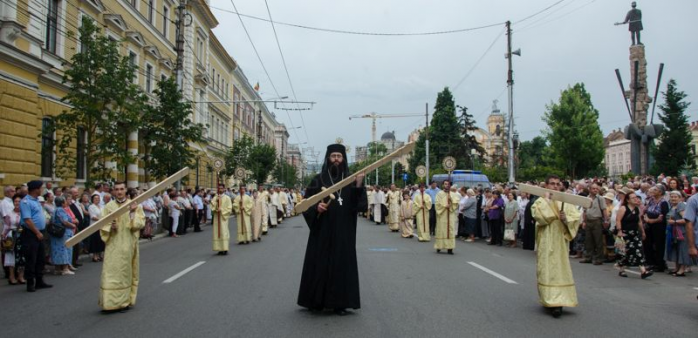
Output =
[
  {"x1": 27, "y1": 180, "x2": 43, "y2": 191},
  {"x1": 326, "y1": 144, "x2": 345, "y2": 155}
]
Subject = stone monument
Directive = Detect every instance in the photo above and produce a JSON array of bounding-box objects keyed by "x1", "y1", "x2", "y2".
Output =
[{"x1": 625, "y1": 45, "x2": 652, "y2": 173}]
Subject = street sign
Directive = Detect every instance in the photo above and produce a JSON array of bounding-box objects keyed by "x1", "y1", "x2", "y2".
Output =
[{"x1": 402, "y1": 173, "x2": 408, "y2": 181}]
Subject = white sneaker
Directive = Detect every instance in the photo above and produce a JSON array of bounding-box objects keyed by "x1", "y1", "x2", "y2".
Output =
[
  {"x1": 465, "y1": 239, "x2": 474, "y2": 242},
  {"x1": 61, "y1": 270, "x2": 75, "y2": 275}
]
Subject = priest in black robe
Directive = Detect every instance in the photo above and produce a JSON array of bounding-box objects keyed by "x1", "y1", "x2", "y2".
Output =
[
  {"x1": 297, "y1": 144, "x2": 367, "y2": 315},
  {"x1": 522, "y1": 194, "x2": 538, "y2": 251}
]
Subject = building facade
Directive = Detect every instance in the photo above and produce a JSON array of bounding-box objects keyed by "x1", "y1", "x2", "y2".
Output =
[
  {"x1": 604, "y1": 129, "x2": 631, "y2": 178},
  {"x1": 0, "y1": 0, "x2": 281, "y2": 189}
]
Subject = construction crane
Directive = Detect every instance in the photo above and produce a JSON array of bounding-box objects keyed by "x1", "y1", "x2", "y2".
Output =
[
  {"x1": 348, "y1": 112, "x2": 423, "y2": 185},
  {"x1": 348, "y1": 113, "x2": 423, "y2": 145}
]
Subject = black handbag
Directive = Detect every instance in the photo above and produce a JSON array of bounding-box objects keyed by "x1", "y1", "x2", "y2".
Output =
[{"x1": 47, "y1": 221, "x2": 66, "y2": 238}]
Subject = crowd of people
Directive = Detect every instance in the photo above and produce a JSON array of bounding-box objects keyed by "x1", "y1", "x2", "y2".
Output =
[
  {"x1": 1, "y1": 180, "x2": 302, "y2": 291},
  {"x1": 363, "y1": 174, "x2": 698, "y2": 278}
]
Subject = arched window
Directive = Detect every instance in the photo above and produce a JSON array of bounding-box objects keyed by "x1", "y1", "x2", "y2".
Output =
[{"x1": 41, "y1": 118, "x2": 55, "y2": 177}]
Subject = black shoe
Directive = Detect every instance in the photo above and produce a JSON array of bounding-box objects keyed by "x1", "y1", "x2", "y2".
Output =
[
  {"x1": 551, "y1": 307, "x2": 562, "y2": 318},
  {"x1": 222, "y1": 251, "x2": 228, "y2": 255},
  {"x1": 73, "y1": 263, "x2": 83, "y2": 267},
  {"x1": 217, "y1": 252, "x2": 224, "y2": 255},
  {"x1": 35, "y1": 279, "x2": 53, "y2": 289},
  {"x1": 641, "y1": 271, "x2": 654, "y2": 279},
  {"x1": 333, "y1": 308, "x2": 349, "y2": 316},
  {"x1": 436, "y1": 249, "x2": 441, "y2": 253},
  {"x1": 447, "y1": 249, "x2": 454, "y2": 255},
  {"x1": 26, "y1": 278, "x2": 35, "y2": 293}
]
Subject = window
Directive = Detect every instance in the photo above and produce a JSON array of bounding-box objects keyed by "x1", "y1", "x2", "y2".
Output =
[
  {"x1": 161, "y1": 74, "x2": 167, "y2": 82},
  {"x1": 45, "y1": 0, "x2": 59, "y2": 53},
  {"x1": 130, "y1": 0, "x2": 137, "y2": 7},
  {"x1": 148, "y1": 0, "x2": 155, "y2": 24},
  {"x1": 145, "y1": 64, "x2": 153, "y2": 92},
  {"x1": 76, "y1": 127, "x2": 86, "y2": 180},
  {"x1": 162, "y1": 6, "x2": 169, "y2": 36},
  {"x1": 41, "y1": 118, "x2": 55, "y2": 178},
  {"x1": 197, "y1": 37, "x2": 203, "y2": 63}
]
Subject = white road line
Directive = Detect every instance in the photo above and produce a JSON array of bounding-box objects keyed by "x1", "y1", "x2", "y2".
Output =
[
  {"x1": 468, "y1": 262, "x2": 518, "y2": 284},
  {"x1": 163, "y1": 261, "x2": 206, "y2": 284}
]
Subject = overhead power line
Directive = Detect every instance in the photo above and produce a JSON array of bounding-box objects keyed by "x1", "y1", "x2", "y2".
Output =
[
  {"x1": 227, "y1": 0, "x2": 302, "y2": 144},
  {"x1": 210, "y1": 0, "x2": 569, "y2": 37},
  {"x1": 453, "y1": 27, "x2": 506, "y2": 91},
  {"x1": 263, "y1": 0, "x2": 310, "y2": 145}
]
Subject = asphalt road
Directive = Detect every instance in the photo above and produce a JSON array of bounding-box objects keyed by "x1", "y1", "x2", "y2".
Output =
[{"x1": 1, "y1": 215, "x2": 696, "y2": 338}]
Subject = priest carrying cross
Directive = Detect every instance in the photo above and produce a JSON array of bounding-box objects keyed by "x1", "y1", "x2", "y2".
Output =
[{"x1": 297, "y1": 143, "x2": 367, "y2": 316}]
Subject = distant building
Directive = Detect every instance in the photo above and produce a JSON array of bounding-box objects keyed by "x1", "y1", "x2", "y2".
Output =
[
  {"x1": 354, "y1": 131, "x2": 410, "y2": 169},
  {"x1": 604, "y1": 129, "x2": 631, "y2": 178}
]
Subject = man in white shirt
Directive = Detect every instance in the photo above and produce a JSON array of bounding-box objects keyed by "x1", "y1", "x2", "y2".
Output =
[{"x1": 192, "y1": 189, "x2": 204, "y2": 232}]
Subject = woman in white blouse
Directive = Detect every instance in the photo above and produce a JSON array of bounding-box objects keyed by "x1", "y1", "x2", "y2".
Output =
[{"x1": 88, "y1": 194, "x2": 104, "y2": 262}]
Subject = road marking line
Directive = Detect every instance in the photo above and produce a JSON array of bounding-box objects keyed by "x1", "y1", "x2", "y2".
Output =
[
  {"x1": 163, "y1": 261, "x2": 206, "y2": 284},
  {"x1": 468, "y1": 262, "x2": 518, "y2": 284}
]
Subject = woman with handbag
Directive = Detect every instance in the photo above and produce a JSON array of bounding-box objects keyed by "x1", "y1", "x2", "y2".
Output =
[
  {"x1": 665, "y1": 191, "x2": 690, "y2": 276},
  {"x1": 51, "y1": 196, "x2": 77, "y2": 276},
  {"x1": 503, "y1": 191, "x2": 519, "y2": 248},
  {"x1": 615, "y1": 192, "x2": 653, "y2": 279},
  {"x1": 2, "y1": 195, "x2": 26, "y2": 285}
]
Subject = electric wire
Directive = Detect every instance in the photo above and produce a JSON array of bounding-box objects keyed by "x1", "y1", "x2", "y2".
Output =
[
  {"x1": 453, "y1": 27, "x2": 506, "y2": 91},
  {"x1": 263, "y1": 0, "x2": 310, "y2": 145},
  {"x1": 227, "y1": 0, "x2": 302, "y2": 145}
]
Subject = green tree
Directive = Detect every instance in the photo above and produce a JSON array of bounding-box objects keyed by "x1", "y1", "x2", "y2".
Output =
[
  {"x1": 651, "y1": 79, "x2": 694, "y2": 176},
  {"x1": 273, "y1": 160, "x2": 298, "y2": 187},
  {"x1": 409, "y1": 87, "x2": 460, "y2": 180},
  {"x1": 223, "y1": 135, "x2": 255, "y2": 178},
  {"x1": 518, "y1": 136, "x2": 550, "y2": 169},
  {"x1": 248, "y1": 143, "x2": 277, "y2": 185},
  {"x1": 542, "y1": 83, "x2": 604, "y2": 179},
  {"x1": 457, "y1": 105, "x2": 486, "y2": 168},
  {"x1": 142, "y1": 77, "x2": 206, "y2": 181},
  {"x1": 54, "y1": 17, "x2": 146, "y2": 184}
]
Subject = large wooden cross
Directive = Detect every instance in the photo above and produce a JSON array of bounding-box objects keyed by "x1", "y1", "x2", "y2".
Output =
[
  {"x1": 294, "y1": 142, "x2": 415, "y2": 214},
  {"x1": 65, "y1": 168, "x2": 190, "y2": 248},
  {"x1": 518, "y1": 183, "x2": 592, "y2": 209}
]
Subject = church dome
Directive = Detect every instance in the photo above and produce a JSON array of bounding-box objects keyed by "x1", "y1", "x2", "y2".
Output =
[{"x1": 381, "y1": 131, "x2": 396, "y2": 141}]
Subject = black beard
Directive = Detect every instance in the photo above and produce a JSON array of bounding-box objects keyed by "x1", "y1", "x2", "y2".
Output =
[{"x1": 329, "y1": 163, "x2": 342, "y2": 180}]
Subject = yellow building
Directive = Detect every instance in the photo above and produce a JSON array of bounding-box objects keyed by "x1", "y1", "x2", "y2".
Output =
[{"x1": 0, "y1": 0, "x2": 281, "y2": 189}]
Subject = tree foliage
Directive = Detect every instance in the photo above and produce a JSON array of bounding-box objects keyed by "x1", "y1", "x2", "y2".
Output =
[
  {"x1": 223, "y1": 135, "x2": 277, "y2": 185},
  {"x1": 457, "y1": 105, "x2": 486, "y2": 168},
  {"x1": 542, "y1": 83, "x2": 604, "y2": 179},
  {"x1": 248, "y1": 143, "x2": 277, "y2": 185},
  {"x1": 273, "y1": 160, "x2": 298, "y2": 187},
  {"x1": 409, "y1": 87, "x2": 462, "y2": 181},
  {"x1": 651, "y1": 80, "x2": 694, "y2": 176},
  {"x1": 142, "y1": 77, "x2": 206, "y2": 181},
  {"x1": 54, "y1": 17, "x2": 145, "y2": 185}
]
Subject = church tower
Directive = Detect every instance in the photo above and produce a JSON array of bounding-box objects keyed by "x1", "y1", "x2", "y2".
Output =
[{"x1": 486, "y1": 100, "x2": 507, "y2": 165}]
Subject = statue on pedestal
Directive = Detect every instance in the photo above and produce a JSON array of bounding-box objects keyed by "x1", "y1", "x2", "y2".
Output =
[{"x1": 615, "y1": 1, "x2": 643, "y2": 45}]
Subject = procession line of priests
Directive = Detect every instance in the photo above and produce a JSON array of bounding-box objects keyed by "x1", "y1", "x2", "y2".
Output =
[
  {"x1": 386, "y1": 187, "x2": 401, "y2": 232},
  {"x1": 99, "y1": 182, "x2": 146, "y2": 312},
  {"x1": 211, "y1": 184, "x2": 232, "y2": 253},
  {"x1": 233, "y1": 187, "x2": 254, "y2": 244},
  {"x1": 434, "y1": 183, "x2": 459, "y2": 252},
  {"x1": 413, "y1": 187, "x2": 432, "y2": 242}
]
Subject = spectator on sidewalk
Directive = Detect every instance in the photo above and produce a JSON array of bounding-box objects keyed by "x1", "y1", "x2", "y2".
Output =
[
  {"x1": 581, "y1": 183, "x2": 608, "y2": 265},
  {"x1": 52, "y1": 196, "x2": 77, "y2": 276},
  {"x1": 616, "y1": 192, "x2": 653, "y2": 279},
  {"x1": 665, "y1": 190, "x2": 690, "y2": 276},
  {"x1": 643, "y1": 185, "x2": 670, "y2": 272},
  {"x1": 3, "y1": 195, "x2": 25, "y2": 285},
  {"x1": 88, "y1": 194, "x2": 105, "y2": 262},
  {"x1": 20, "y1": 181, "x2": 52, "y2": 292}
]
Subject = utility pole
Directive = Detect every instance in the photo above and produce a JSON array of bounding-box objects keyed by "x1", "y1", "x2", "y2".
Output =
[
  {"x1": 174, "y1": 0, "x2": 186, "y2": 91},
  {"x1": 505, "y1": 20, "x2": 515, "y2": 185},
  {"x1": 425, "y1": 103, "x2": 430, "y2": 184}
]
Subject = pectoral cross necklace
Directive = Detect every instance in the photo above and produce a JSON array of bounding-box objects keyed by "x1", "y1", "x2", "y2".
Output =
[{"x1": 329, "y1": 173, "x2": 344, "y2": 206}]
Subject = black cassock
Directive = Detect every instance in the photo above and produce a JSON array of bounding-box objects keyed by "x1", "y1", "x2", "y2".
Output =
[
  {"x1": 297, "y1": 174, "x2": 367, "y2": 310},
  {"x1": 522, "y1": 195, "x2": 538, "y2": 251}
]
